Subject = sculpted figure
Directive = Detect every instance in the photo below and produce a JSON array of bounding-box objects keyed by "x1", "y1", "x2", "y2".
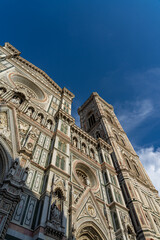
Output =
[
  {"x1": 7, "y1": 160, "x2": 19, "y2": 177},
  {"x1": 37, "y1": 114, "x2": 43, "y2": 123},
  {"x1": 46, "y1": 120, "x2": 52, "y2": 130},
  {"x1": 26, "y1": 107, "x2": 33, "y2": 117},
  {"x1": 0, "y1": 88, "x2": 5, "y2": 95},
  {"x1": 22, "y1": 167, "x2": 29, "y2": 182},
  {"x1": 50, "y1": 201, "x2": 61, "y2": 224},
  {"x1": 11, "y1": 96, "x2": 21, "y2": 106}
]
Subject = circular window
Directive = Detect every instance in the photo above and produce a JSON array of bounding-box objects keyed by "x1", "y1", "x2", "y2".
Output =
[
  {"x1": 9, "y1": 73, "x2": 46, "y2": 101},
  {"x1": 74, "y1": 161, "x2": 98, "y2": 190}
]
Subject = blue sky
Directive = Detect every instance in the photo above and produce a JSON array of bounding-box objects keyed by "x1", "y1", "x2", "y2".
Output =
[{"x1": 1, "y1": 0, "x2": 160, "y2": 191}]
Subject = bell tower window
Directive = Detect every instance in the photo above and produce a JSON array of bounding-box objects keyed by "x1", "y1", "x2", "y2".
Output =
[{"x1": 88, "y1": 114, "x2": 95, "y2": 128}]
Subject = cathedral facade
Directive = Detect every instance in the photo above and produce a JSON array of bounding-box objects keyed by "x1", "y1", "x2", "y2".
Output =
[{"x1": 0, "y1": 43, "x2": 160, "y2": 240}]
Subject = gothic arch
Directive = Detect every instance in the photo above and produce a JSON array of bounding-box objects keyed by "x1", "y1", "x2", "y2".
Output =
[
  {"x1": 0, "y1": 138, "x2": 12, "y2": 184},
  {"x1": 76, "y1": 221, "x2": 108, "y2": 240}
]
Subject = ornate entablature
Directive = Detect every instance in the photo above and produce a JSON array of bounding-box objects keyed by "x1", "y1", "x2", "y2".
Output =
[{"x1": 0, "y1": 43, "x2": 159, "y2": 240}]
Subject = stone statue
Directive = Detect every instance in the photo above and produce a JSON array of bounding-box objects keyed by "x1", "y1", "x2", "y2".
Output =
[
  {"x1": 11, "y1": 96, "x2": 21, "y2": 106},
  {"x1": 86, "y1": 176, "x2": 90, "y2": 186},
  {"x1": 0, "y1": 88, "x2": 5, "y2": 95},
  {"x1": 7, "y1": 160, "x2": 19, "y2": 177},
  {"x1": 22, "y1": 167, "x2": 29, "y2": 182},
  {"x1": 26, "y1": 108, "x2": 33, "y2": 117},
  {"x1": 50, "y1": 201, "x2": 61, "y2": 224},
  {"x1": 46, "y1": 121, "x2": 52, "y2": 130},
  {"x1": 37, "y1": 114, "x2": 43, "y2": 123}
]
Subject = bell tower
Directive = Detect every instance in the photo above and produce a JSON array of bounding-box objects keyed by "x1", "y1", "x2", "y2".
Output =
[{"x1": 78, "y1": 92, "x2": 160, "y2": 240}]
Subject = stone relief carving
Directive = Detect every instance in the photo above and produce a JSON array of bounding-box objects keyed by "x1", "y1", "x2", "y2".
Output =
[
  {"x1": 120, "y1": 212, "x2": 136, "y2": 239},
  {"x1": 86, "y1": 203, "x2": 96, "y2": 218},
  {"x1": 0, "y1": 112, "x2": 11, "y2": 140},
  {"x1": 18, "y1": 120, "x2": 29, "y2": 135}
]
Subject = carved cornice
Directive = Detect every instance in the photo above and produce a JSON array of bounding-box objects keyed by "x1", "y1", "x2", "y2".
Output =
[
  {"x1": 4, "y1": 42, "x2": 21, "y2": 57},
  {"x1": 55, "y1": 109, "x2": 75, "y2": 125},
  {"x1": 97, "y1": 138, "x2": 112, "y2": 153},
  {"x1": 71, "y1": 124, "x2": 97, "y2": 146}
]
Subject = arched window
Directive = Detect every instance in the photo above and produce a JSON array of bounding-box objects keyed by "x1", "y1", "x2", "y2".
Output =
[
  {"x1": 88, "y1": 114, "x2": 96, "y2": 128},
  {"x1": 96, "y1": 131, "x2": 101, "y2": 139}
]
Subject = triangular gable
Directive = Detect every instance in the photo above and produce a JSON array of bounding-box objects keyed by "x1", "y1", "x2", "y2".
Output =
[{"x1": 73, "y1": 188, "x2": 109, "y2": 231}]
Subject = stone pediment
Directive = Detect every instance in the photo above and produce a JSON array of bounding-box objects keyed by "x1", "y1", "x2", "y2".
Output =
[{"x1": 73, "y1": 188, "x2": 109, "y2": 233}]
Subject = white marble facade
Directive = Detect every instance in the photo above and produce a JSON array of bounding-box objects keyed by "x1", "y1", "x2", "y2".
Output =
[{"x1": 0, "y1": 43, "x2": 159, "y2": 240}]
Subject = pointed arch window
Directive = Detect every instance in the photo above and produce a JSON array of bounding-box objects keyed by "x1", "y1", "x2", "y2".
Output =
[
  {"x1": 96, "y1": 131, "x2": 101, "y2": 139},
  {"x1": 88, "y1": 114, "x2": 96, "y2": 128}
]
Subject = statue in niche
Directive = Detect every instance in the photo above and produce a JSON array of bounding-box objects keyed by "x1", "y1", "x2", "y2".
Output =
[
  {"x1": 37, "y1": 114, "x2": 43, "y2": 123},
  {"x1": 86, "y1": 176, "x2": 90, "y2": 186},
  {"x1": 11, "y1": 95, "x2": 22, "y2": 106},
  {"x1": 26, "y1": 107, "x2": 34, "y2": 117},
  {"x1": 7, "y1": 159, "x2": 19, "y2": 178},
  {"x1": 50, "y1": 200, "x2": 61, "y2": 224},
  {"x1": 22, "y1": 167, "x2": 29, "y2": 182},
  {"x1": 46, "y1": 120, "x2": 52, "y2": 130},
  {"x1": 0, "y1": 87, "x2": 6, "y2": 95},
  {"x1": 73, "y1": 137, "x2": 78, "y2": 147}
]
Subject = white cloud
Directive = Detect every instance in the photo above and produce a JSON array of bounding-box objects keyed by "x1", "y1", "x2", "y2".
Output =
[
  {"x1": 116, "y1": 99, "x2": 154, "y2": 132},
  {"x1": 137, "y1": 146, "x2": 160, "y2": 193}
]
